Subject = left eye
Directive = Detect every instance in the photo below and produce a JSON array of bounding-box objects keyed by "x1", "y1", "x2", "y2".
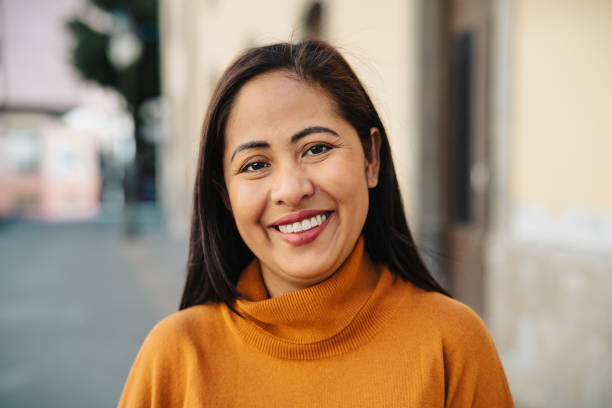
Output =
[
  {"x1": 305, "y1": 144, "x2": 331, "y2": 156},
  {"x1": 240, "y1": 161, "x2": 269, "y2": 173}
]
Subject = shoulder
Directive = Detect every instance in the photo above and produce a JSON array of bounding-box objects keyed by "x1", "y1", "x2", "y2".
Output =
[
  {"x1": 142, "y1": 303, "x2": 226, "y2": 353},
  {"x1": 393, "y1": 282, "x2": 514, "y2": 406},
  {"x1": 122, "y1": 303, "x2": 229, "y2": 379},
  {"x1": 118, "y1": 303, "x2": 227, "y2": 407},
  {"x1": 396, "y1": 281, "x2": 493, "y2": 348},
  {"x1": 391, "y1": 280, "x2": 503, "y2": 364}
]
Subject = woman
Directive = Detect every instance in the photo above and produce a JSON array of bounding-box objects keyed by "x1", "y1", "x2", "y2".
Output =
[{"x1": 119, "y1": 40, "x2": 514, "y2": 407}]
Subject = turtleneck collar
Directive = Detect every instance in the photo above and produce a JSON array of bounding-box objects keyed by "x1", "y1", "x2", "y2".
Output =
[{"x1": 225, "y1": 237, "x2": 402, "y2": 360}]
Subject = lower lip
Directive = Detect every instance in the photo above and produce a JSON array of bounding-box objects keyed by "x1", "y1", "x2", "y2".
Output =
[{"x1": 272, "y1": 212, "x2": 333, "y2": 246}]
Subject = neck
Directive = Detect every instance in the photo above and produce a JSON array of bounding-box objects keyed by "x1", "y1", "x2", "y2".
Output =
[
  {"x1": 258, "y1": 242, "x2": 359, "y2": 298},
  {"x1": 260, "y1": 263, "x2": 337, "y2": 298}
]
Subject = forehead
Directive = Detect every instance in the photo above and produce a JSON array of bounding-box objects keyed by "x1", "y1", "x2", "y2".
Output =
[{"x1": 224, "y1": 70, "x2": 340, "y2": 148}]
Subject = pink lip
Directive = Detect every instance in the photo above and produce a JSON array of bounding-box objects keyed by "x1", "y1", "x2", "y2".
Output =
[
  {"x1": 270, "y1": 209, "x2": 329, "y2": 227},
  {"x1": 270, "y1": 211, "x2": 334, "y2": 246}
]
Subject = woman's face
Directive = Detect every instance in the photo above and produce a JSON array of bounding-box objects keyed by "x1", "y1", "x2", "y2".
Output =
[{"x1": 223, "y1": 70, "x2": 380, "y2": 297}]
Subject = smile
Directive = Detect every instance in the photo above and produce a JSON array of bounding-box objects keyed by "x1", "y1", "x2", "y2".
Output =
[
  {"x1": 277, "y1": 213, "x2": 328, "y2": 234},
  {"x1": 270, "y1": 210, "x2": 334, "y2": 246}
]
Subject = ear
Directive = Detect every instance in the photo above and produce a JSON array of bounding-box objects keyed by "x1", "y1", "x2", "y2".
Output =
[{"x1": 365, "y1": 127, "x2": 382, "y2": 188}]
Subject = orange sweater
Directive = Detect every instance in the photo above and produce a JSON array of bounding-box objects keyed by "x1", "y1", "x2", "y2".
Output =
[{"x1": 119, "y1": 238, "x2": 514, "y2": 407}]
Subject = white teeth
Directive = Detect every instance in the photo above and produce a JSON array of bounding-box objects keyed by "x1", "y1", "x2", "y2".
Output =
[{"x1": 278, "y1": 213, "x2": 330, "y2": 234}]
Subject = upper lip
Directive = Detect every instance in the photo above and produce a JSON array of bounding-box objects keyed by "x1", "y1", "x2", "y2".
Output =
[{"x1": 269, "y1": 209, "x2": 330, "y2": 227}]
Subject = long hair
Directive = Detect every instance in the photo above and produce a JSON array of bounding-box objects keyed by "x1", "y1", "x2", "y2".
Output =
[{"x1": 180, "y1": 40, "x2": 448, "y2": 311}]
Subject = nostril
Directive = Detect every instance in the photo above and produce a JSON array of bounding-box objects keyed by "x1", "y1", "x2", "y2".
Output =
[{"x1": 271, "y1": 180, "x2": 314, "y2": 206}]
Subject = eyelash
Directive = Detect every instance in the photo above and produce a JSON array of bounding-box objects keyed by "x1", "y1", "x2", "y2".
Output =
[
  {"x1": 304, "y1": 143, "x2": 332, "y2": 156},
  {"x1": 240, "y1": 161, "x2": 269, "y2": 173},
  {"x1": 239, "y1": 144, "x2": 333, "y2": 173}
]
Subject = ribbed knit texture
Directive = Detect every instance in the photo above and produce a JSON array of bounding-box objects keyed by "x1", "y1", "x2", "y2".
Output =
[{"x1": 119, "y1": 237, "x2": 515, "y2": 407}]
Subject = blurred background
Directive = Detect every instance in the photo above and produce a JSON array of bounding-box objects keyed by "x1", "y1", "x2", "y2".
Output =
[{"x1": 0, "y1": 0, "x2": 610, "y2": 407}]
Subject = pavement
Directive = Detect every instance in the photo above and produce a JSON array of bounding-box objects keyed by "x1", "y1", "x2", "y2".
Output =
[{"x1": 0, "y1": 218, "x2": 187, "y2": 407}]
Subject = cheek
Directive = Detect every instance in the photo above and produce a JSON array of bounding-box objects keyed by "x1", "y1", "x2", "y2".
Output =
[
  {"x1": 317, "y1": 154, "x2": 370, "y2": 207},
  {"x1": 227, "y1": 180, "x2": 268, "y2": 230}
]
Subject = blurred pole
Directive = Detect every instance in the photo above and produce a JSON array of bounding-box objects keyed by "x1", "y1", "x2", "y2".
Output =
[{"x1": 107, "y1": 21, "x2": 143, "y2": 237}]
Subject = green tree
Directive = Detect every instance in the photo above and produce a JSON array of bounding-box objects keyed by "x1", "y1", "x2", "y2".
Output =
[{"x1": 67, "y1": 0, "x2": 160, "y2": 207}]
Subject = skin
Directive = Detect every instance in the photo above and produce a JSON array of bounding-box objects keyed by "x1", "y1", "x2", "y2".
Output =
[{"x1": 223, "y1": 70, "x2": 381, "y2": 297}]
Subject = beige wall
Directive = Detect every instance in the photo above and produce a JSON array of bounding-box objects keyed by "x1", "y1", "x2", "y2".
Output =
[
  {"x1": 487, "y1": 1, "x2": 612, "y2": 406},
  {"x1": 512, "y1": 0, "x2": 612, "y2": 214}
]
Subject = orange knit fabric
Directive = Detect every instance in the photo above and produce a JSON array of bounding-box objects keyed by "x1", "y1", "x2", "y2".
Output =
[{"x1": 119, "y1": 238, "x2": 514, "y2": 407}]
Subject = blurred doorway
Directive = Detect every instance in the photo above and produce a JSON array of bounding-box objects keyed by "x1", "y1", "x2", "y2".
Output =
[{"x1": 444, "y1": 0, "x2": 492, "y2": 316}]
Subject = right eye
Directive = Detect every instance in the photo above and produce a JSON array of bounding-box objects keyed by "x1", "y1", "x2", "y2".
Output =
[{"x1": 240, "y1": 161, "x2": 269, "y2": 173}]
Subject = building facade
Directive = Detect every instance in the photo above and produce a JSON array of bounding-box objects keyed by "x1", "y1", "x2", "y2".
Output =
[{"x1": 0, "y1": 0, "x2": 103, "y2": 220}]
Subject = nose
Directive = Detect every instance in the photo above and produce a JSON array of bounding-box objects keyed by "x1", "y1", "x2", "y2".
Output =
[{"x1": 270, "y1": 164, "x2": 314, "y2": 207}]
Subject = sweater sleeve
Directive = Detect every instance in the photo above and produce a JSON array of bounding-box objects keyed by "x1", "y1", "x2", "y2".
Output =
[
  {"x1": 118, "y1": 316, "x2": 188, "y2": 407},
  {"x1": 441, "y1": 300, "x2": 515, "y2": 407}
]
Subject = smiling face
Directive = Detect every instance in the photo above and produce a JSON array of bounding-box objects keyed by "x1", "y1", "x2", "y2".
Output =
[{"x1": 223, "y1": 70, "x2": 380, "y2": 297}]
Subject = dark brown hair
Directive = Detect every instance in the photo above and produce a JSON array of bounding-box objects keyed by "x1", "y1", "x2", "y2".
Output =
[{"x1": 180, "y1": 39, "x2": 448, "y2": 311}]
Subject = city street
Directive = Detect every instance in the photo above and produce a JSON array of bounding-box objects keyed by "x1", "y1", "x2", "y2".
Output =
[{"x1": 0, "y1": 219, "x2": 187, "y2": 407}]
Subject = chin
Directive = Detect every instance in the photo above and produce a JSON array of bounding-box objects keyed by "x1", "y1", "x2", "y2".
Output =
[{"x1": 286, "y1": 265, "x2": 336, "y2": 285}]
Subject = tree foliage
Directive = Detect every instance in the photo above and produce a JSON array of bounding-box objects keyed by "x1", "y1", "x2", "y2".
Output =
[
  {"x1": 91, "y1": 0, "x2": 158, "y2": 22},
  {"x1": 66, "y1": 19, "x2": 116, "y2": 88},
  {"x1": 66, "y1": 0, "x2": 160, "y2": 106}
]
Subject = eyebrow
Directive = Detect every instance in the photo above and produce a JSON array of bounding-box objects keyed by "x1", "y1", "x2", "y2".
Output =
[
  {"x1": 230, "y1": 125, "x2": 339, "y2": 161},
  {"x1": 290, "y1": 125, "x2": 339, "y2": 143}
]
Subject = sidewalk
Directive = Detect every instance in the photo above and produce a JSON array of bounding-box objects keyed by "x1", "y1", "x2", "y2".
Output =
[{"x1": 0, "y1": 219, "x2": 187, "y2": 407}]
